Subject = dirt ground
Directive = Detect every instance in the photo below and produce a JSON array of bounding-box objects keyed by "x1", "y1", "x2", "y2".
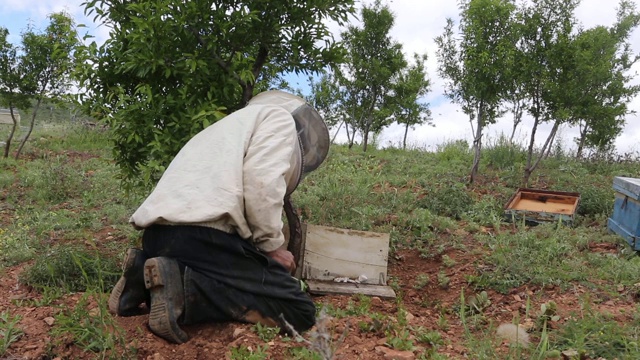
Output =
[{"x1": 1, "y1": 236, "x2": 637, "y2": 360}]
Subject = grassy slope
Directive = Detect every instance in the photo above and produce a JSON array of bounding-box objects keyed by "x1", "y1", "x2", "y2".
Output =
[{"x1": 1, "y1": 124, "x2": 640, "y2": 359}]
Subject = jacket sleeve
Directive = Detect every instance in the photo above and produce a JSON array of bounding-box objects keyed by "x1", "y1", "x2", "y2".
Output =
[{"x1": 243, "y1": 107, "x2": 297, "y2": 252}]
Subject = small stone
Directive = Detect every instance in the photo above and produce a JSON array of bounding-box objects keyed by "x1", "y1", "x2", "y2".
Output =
[
  {"x1": 9, "y1": 293, "x2": 28, "y2": 300},
  {"x1": 561, "y1": 349, "x2": 579, "y2": 359},
  {"x1": 44, "y1": 317, "x2": 55, "y2": 326},
  {"x1": 496, "y1": 324, "x2": 530, "y2": 348},
  {"x1": 146, "y1": 353, "x2": 165, "y2": 360},
  {"x1": 371, "y1": 297, "x2": 383, "y2": 306},
  {"x1": 232, "y1": 328, "x2": 245, "y2": 338},
  {"x1": 375, "y1": 346, "x2": 415, "y2": 360},
  {"x1": 405, "y1": 312, "x2": 415, "y2": 322}
]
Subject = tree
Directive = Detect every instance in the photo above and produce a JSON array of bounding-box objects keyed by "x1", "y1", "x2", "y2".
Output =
[
  {"x1": 0, "y1": 28, "x2": 25, "y2": 158},
  {"x1": 308, "y1": 72, "x2": 351, "y2": 145},
  {"x1": 0, "y1": 13, "x2": 78, "y2": 159},
  {"x1": 337, "y1": 0, "x2": 407, "y2": 152},
  {"x1": 78, "y1": 0, "x2": 355, "y2": 189},
  {"x1": 518, "y1": 0, "x2": 579, "y2": 186},
  {"x1": 435, "y1": 0, "x2": 516, "y2": 184},
  {"x1": 570, "y1": 1, "x2": 640, "y2": 157},
  {"x1": 392, "y1": 53, "x2": 432, "y2": 150},
  {"x1": 505, "y1": 19, "x2": 529, "y2": 145}
]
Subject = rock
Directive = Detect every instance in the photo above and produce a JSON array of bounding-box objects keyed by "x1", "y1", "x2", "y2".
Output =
[
  {"x1": 375, "y1": 346, "x2": 415, "y2": 360},
  {"x1": 371, "y1": 297, "x2": 383, "y2": 306},
  {"x1": 521, "y1": 318, "x2": 535, "y2": 331},
  {"x1": 146, "y1": 353, "x2": 165, "y2": 360},
  {"x1": 561, "y1": 349, "x2": 579, "y2": 359},
  {"x1": 44, "y1": 317, "x2": 55, "y2": 326},
  {"x1": 496, "y1": 323, "x2": 530, "y2": 348},
  {"x1": 9, "y1": 293, "x2": 28, "y2": 300},
  {"x1": 232, "y1": 328, "x2": 245, "y2": 338},
  {"x1": 405, "y1": 312, "x2": 415, "y2": 322}
]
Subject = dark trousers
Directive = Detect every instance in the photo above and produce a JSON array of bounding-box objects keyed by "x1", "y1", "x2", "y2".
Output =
[{"x1": 142, "y1": 224, "x2": 316, "y2": 332}]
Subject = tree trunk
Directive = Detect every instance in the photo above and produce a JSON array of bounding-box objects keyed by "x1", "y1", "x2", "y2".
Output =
[
  {"x1": 524, "y1": 98, "x2": 541, "y2": 186},
  {"x1": 523, "y1": 120, "x2": 559, "y2": 187},
  {"x1": 3, "y1": 105, "x2": 19, "y2": 159},
  {"x1": 510, "y1": 99, "x2": 523, "y2": 145},
  {"x1": 362, "y1": 124, "x2": 370, "y2": 152},
  {"x1": 331, "y1": 120, "x2": 344, "y2": 144},
  {"x1": 15, "y1": 98, "x2": 42, "y2": 160},
  {"x1": 576, "y1": 121, "x2": 588, "y2": 158},
  {"x1": 345, "y1": 121, "x2": 354, "y2": 149},
  {"x1": 543, "y1": 128, "x2": 557, "y2": 159},
  {"x1": 403, "y1": 123, "x2": 409, "y2": 150},
  {"x1": 469, "y1": 104, "x2": 484, "y2": 184}
]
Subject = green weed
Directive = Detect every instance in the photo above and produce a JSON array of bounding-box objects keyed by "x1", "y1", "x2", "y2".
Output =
[
  {"x1": 413, "y1": 273, "x2": 430, "y2": 289},
  {"x1": 437, "y1": 271, "x2": 451, "y2": 290},
  {"x1": 0, "y1": 310, "x2": 23, "y2": 357},
  {"x1": 229, "y1": 345, "x2": 268, "y2": 360},
  {"x1": 549, "y1": 306, "x2": 640, "y2": 359},
  {"x1": 252, "y1": 322, "x2": 280, "y2": 342},
  {"x1": 483, "y1": 134, "x2": 527, "y2": 170},
  {"x1": 20, "y1": 245, "x2": 120, "y2": 293},
  {"x1": 385, "y1": 328, "x2": 415, "y2": 351},
  {"x1": 288, "y1": 346, "x2": 324, "y2": 360}
]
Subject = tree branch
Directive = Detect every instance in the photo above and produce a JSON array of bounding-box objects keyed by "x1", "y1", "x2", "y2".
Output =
[{"x1": 187, "y1": 26, "x2": 246, "y2": 88}]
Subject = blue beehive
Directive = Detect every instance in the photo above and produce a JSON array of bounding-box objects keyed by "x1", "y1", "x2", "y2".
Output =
[{"x1": 608, "y1": 177, "x2": 640, "y2": 250}]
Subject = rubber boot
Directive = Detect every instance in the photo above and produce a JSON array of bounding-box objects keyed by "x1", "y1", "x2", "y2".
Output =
[
  {"x1": 144, "y1": 257, "x2": 189, "y2": 344},
  {"x1": 108, "y1": 248, "x2": 148, "y2": 316}
]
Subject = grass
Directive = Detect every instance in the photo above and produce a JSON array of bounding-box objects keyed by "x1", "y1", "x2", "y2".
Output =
[
  {"x1": 2, "y1": 121, "x2": 640, "y2": 358},
  {"x1": 0, "y1": 310, "x2": 23, "y2": 357}
]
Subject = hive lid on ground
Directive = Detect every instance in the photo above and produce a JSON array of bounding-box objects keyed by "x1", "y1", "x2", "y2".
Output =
[
  {"x1": 613, "y1": 177, "x2": 640, "y2": 201},
  {"x1": 285, "y1": 224, "x2": 396, "y2": 299},
  {"x1": 504, "y1": 188, "x2": 581, "y2": 225}
]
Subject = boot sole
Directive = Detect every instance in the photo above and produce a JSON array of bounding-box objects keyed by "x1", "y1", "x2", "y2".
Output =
[
  {"x1": 108, "y1": 248, "x2": 141, "y2": 316},
  {"x1": 144, "y1": 257, "x2": 189, "y2": 344}
]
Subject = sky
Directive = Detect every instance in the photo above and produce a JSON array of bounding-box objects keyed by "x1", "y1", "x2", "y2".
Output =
[{"x1": 1, "y1": 0, "x2": 639, "y2": 154}]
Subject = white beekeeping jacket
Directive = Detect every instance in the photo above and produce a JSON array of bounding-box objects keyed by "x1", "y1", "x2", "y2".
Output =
[{"x1": 129, "y1": 103, "x2": 302, "y2": 252}]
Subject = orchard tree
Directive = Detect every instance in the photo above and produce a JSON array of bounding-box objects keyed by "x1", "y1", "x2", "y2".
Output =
[
  {"x1": 0, "y1": 13, "x2": 79, "y2": 159},
  {"x1": 435, "y1": 0, "x2": 516, "y2": 183},
  {"x1": 337, "y1": 0, "x2": 407, "y2": 152},
  {"x1": 392, "y1": 53, "x2": 432, "y2": 150},
  {"x1": 308, "y1": 72, "x2": 351, "y2": 145},
  {"x1": 570, "y1": 1, "x2": 640, "y2": 157},
  {"x1": 518, "y1": 0, "x2": 579, "y2": 186},
  {"x1": 0, "y1": 28, "x2": 24, "y2": 158},
  {"x1": 505, "y1": 20, "x2": 528, "y2": 144},
  {"x1": 78, "y1": 0, "x2": 355, "y2": 188}
]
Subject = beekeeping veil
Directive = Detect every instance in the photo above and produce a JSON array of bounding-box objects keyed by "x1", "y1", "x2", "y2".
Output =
[{"x1": 248, "y1": 90, "x2": 330, "y2": 195}]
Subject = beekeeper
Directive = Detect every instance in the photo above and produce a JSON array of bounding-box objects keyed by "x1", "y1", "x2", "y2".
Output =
[{"x1": 108, "y1": 90, "x2": 330, "y2": 344}]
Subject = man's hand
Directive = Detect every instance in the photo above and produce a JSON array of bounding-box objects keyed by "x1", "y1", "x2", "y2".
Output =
[{"x1": 265, "y1": 247, "x2": 296, "y2": 273}]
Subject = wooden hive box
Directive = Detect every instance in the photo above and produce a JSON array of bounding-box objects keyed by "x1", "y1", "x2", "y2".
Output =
[
  {"x1": 504, "y1": 188, "x2": 581, "y2": 225},
  {"x1": 608, "y1": 177, "x2": 640, "y2": 250},
  {"x1": 286, "y1": 224, "x2": 395, "y2": 299}
]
